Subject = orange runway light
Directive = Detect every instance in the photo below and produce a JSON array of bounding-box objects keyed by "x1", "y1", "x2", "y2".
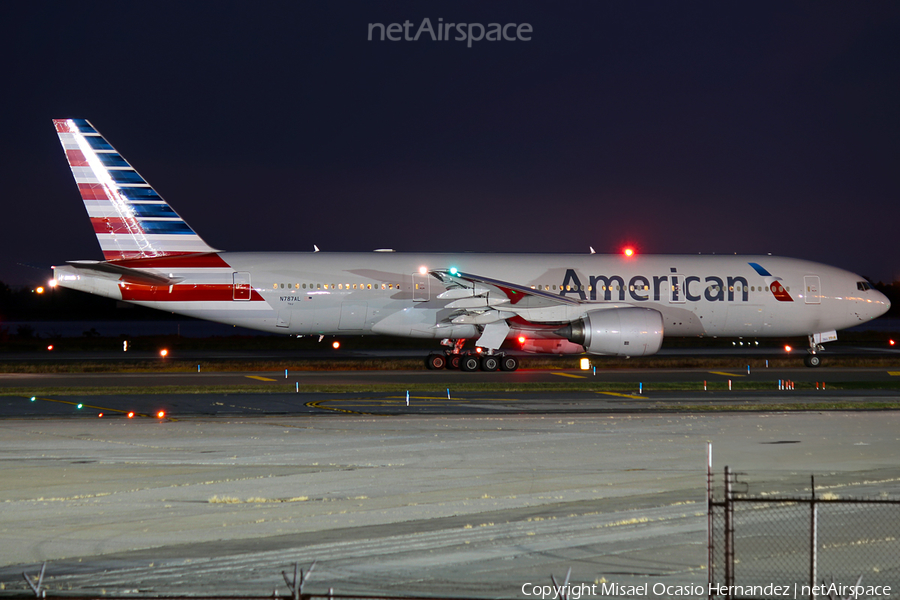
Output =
[
  {"x1": 35, "y1": 286, "x2": 45, "y2": 294},
  {"x1": 160, "y1": 349, "x2": 169, "y2": 357},
  {"x1": 332, "y1": 341, "x2": 340, "y2": 349},
  {"x1": 891, "y1": 339, "x2": 896, "y2": 346},
  {"x1": 46, "y1": 345, "x2": 53, "y2": 351},
  {"x1": 98, "y1": 413, "x2": 103, "y2": 418},
  {"x1": 784, "y1": 345, "x2": 792, "y2": 352},
  {"x1": 127, "y1": 412, "x2": 135, "y2": 418},
  {"x1": 157, "y1": 411, "x2": 165, "y2": 418}
]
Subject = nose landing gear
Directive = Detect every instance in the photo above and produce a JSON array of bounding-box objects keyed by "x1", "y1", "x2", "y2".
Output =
[
  {"x1": 803, "y1": 353, "x2": 822, "y2": 368},
  {"x1": 803, "y1": 333, "x2": 828, "y2": 368}
]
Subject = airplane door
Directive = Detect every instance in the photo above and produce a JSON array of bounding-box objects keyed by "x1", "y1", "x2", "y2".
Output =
[
  {"x1": 411, "y1": 272, "x2": 429, "y2": 302},
  {"x1": 804, "y1": 275, "x2": 821, "y2": 304},
  {"x1": 233, "y1": 272, "x2": 251, "y2": 301},
  {"x1": 669, "y1": 274, "x2": 685, "y2": 304}
]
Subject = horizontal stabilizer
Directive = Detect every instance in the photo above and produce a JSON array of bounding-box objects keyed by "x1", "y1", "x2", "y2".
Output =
[{"x1": 66, "y1": 260, "x2": 183, "y2": 286}]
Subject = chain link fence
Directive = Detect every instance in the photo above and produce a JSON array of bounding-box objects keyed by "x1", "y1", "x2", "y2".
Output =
[{"x1": 709, "y1": 467, "x2": 900, "y2": 599}]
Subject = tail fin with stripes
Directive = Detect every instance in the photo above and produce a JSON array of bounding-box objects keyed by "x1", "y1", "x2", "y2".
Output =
[{"x1": 53, "y1": 118, "x2": 217, "y2": 261}]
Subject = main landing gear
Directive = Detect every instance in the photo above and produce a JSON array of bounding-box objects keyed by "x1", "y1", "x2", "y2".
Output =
[
  {"x1": 425, "y1": 339, "x2": 519, "y2": 372},
  {"x1": 804, "y1": 334, "x2": 824, "y2": 368}
]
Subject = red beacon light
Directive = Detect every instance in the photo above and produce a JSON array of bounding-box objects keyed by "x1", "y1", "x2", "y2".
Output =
[
  {"x1": 518, "y1": 336, "x2": 526, "y2": 345},
  {"x1": 784, "y1": 345, "x2": 792, "y2": 353},
  {"x1": 623, "y1": 247, "x2": 635, "y2": 258},
  {"x1": 890, "y1": 339, "x2": 896, "y2": 347},
  {"x1": 157, "y1": 411, "x2": 166, "y2": 418}
]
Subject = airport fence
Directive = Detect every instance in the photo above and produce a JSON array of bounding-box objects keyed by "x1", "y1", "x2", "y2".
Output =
[{"x1": 708, "y1": 466, "x2": 900, "y2": 599}]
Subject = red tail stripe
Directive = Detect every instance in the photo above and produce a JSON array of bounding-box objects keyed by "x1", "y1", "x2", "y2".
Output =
[
  {"x1": 91, "y1": 217, "x2": 136, "y2": 235},
  {"x1": 54, "y1": 119, "x2": 77, "y2": 133},
  {"x1": 65, "y1": 149, "x2": 89, "y2": 167},
  {"x1": 77, "y1": 183, "x2": 114, "y2": 200}
]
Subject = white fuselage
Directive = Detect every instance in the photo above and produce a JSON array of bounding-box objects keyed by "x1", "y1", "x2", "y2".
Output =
[{"x1": 53, "y1": 252, "x2": 890, "y2": 346}]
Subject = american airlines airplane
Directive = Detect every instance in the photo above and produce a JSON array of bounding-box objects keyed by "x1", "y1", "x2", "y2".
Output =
[{"x1": 50, "y1": 119, "x2": 890, "y2": 371}]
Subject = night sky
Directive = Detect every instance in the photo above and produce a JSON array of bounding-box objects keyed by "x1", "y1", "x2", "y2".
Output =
[{"x1": 3, "y1": 1, "x2": 899, "y2": 287}]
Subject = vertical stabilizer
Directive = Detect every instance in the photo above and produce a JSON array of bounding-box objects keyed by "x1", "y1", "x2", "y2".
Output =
[{"x1": 53, "y1": 118, "x2": 218, "y2": 261}]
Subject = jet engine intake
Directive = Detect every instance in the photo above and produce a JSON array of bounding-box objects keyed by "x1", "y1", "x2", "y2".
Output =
[{"x1": 556, "y1": 307, "x2": 664, "y2": 357}]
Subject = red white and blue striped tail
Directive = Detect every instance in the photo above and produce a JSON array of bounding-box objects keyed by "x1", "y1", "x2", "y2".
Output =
[{"x1": 53, "y1": 118, "x2": 218, "y2": 261}]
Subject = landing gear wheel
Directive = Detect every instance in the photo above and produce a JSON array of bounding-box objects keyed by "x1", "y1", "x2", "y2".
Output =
[
  {"x1": 804, "y1": 354, "x2": 822, "y2": 368},
  {"x1": 481, "y1": 356, "x2": 500, "y2": 372},
  {"x1": 460, "y1": 355, "x2": 481, "y2": 372},
  {"x1": 447, "y1": 355, "x2": 461, "y2": 370},
  {"x1": 426, "y1": 353, "x2": 447, "y2": 370},
  {"x1": 499, "y1": 355, "x2": 519, "y2": 372}
]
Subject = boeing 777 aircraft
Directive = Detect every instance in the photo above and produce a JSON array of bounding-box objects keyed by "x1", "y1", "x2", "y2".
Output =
[{"x1": 50, "y1": 119, "x2": 890, "y2": 370}]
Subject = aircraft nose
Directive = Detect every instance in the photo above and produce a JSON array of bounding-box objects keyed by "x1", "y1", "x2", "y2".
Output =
[{"x1": 870, "y1": 288, "x2": 891, "y2": 319}]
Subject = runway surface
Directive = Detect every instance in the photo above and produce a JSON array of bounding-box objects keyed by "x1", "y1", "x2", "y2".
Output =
[
  {"x1": 2, "y1": 366, "x2": 900, "y2": 597},
  {"x1": 4, "y1": 388, "x2": 900, "y2": 421},
  {"x1": 2, "y1": 365, "x2": 900, "y2": 420},
  {"x1": 2, "y1": 364, "x2": 900, "y2": 390}
]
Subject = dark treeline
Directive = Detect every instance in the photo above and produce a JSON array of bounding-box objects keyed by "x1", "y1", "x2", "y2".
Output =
[{"x1": 0, "y1": 281, "x2": 177, "y2": 322}]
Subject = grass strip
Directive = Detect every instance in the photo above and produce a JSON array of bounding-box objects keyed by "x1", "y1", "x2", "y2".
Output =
[{"x1": 5, "y1": 381, "x2": 900, "y2": 396}]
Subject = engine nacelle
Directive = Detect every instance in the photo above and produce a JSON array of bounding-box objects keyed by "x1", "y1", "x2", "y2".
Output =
[
  {"x1": 557, "y1": 307, "x2": 664, "y2": 357},
  {"x1": 520, "y1": 338, "x2": 586, "y2": 355}
]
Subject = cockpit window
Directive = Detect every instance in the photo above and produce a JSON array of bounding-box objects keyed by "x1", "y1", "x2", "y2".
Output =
[{"x1": 857, "y1": 281, "x2": 872, "y2": 291}]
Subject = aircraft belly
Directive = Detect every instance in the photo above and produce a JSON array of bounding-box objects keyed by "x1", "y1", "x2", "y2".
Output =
[
  {"x1": 723, "y1": 304, "x2": 764, "y2": 335},
  {"x1": 370, "y1": 305, "x2": 477, "y2": 339},
  {"x1": 338, "y1": 302, "x2": 368, "y2": 330},
  {"x1": 654, "y1": 305, "x2": 706, "y2": 336}
]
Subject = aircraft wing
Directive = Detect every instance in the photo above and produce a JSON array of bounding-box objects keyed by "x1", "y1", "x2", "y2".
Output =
[{"x1": 430, "y1": 269, "x2": 591, "y2": 326}]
